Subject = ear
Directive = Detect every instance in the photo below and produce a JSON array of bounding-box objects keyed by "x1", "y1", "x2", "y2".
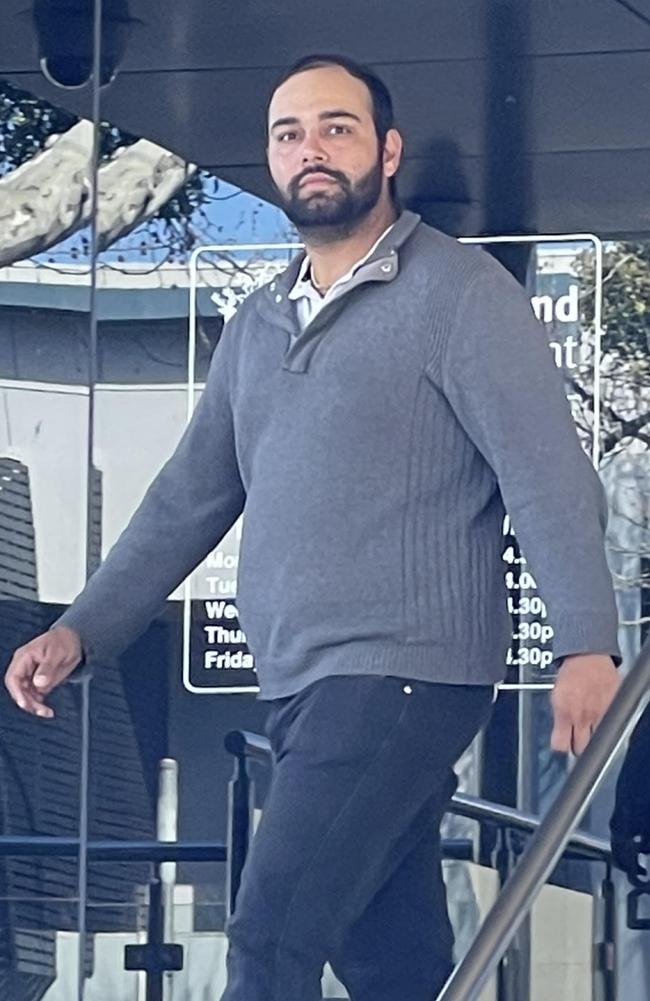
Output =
[{"x1": 382, "y1": 128, "x2": 403, "y2": 179}]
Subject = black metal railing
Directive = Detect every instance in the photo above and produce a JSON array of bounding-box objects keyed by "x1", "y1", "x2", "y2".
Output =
[
  {"x1": 0, "y1": 839, "x2": 227, "y2": 861},
  {"x1": 2, "y1": 634, "x2": 649, "y2": 1001},
  {"x1": 221, "y1": 727, "x2": 613, "y2": 865},
  {"x1": 0, "y1": 837, "x2": 227, "y2": 1001},
  {"x1": 451, "y1": 790, "x2": 611, "y2": 863}
]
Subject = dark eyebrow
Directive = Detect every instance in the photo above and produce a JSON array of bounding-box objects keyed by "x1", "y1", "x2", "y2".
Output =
[
  {"x1": 319, "y1": 110, "x2": 362, "y2": 124},
  {"x1": 269, "y1": 110, "x2": 362, "y2": 132},
  {"x1": 269, "y1": 116, "x2": 300, "y2": 132}
]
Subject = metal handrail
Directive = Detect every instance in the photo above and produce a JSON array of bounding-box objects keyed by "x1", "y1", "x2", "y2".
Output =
[
  {"x1": 451, "y1": 791, "x2": 611, "y2": 864},
  {"x1": 438, "y1": 637, "x2": 650, "y2": 1001},
  {"x1": 0, "y1": 839, "x2": 227, "y2": 862},
  {"x1": 0, "y1": 834, "x2": 473, "y2": 862},
  {"x1": 223, "y1": 729, "x2": 273, "y2": 766}
]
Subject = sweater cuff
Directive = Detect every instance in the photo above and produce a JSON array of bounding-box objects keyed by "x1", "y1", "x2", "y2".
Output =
[
  {"x1": 49, "y1": 610, "x2": 100, "y2": 665},
  {"x1": 550, "y1": 611, "x2": 622, "y2": 668}
]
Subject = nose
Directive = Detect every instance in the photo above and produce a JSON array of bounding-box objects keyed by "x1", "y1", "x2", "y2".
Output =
[{"x1": 300, "y1": 128, "x2": 328, "y2": 165}]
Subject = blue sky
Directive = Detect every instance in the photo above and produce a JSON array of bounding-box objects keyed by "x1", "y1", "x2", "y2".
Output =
[{"x1": 34, "y1": 176, "x2": 298, "y2": 267}]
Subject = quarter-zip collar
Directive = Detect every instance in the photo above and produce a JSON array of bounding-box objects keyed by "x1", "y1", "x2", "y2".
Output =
[{"x1": 257, "y1": 209, "x2": 422, "y2": 373}]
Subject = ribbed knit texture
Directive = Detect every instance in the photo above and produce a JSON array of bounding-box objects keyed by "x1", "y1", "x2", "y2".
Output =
[{"x1": 55, "y1": 212, "x2": 620, "y2": 699}]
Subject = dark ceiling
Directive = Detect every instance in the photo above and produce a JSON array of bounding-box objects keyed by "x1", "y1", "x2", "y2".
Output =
[{"x1": 2, "y1": 0, "x2": 650, "y2": 237}]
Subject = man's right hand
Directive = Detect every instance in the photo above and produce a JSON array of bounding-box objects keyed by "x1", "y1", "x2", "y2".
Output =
[{"x1": 4, "y1": 626, "x2": 83, "y2": 719}]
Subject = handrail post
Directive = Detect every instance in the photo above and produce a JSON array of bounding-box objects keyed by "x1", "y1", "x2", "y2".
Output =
[
  {"x1": 225, "y1": 738, "x2": 256, "y2": 919},
  {"x1": 437, "y1": 638, "x2": 650, "y2": 1001},
  {"x1": 593, "y1": 862, "x2": 617, "y2": 1001},
  {"x1": 493, "y1": 827, "x2": 530, "y2": 1001},
  {"x1": 156, "y1": 758, "x2": 178, "y2": 1001},
  {"x1": 146, "y1": 875, "x2": 164, "y2": 1001}
]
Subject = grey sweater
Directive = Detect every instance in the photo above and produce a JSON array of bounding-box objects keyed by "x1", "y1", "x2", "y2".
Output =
[{"x1": 55, "y1": 210, "x2": 621, "y2": 699}]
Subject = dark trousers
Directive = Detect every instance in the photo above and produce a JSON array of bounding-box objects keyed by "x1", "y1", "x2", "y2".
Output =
[{"x1": 221, "y1": 674, "x2": 494, "y2": 1001}]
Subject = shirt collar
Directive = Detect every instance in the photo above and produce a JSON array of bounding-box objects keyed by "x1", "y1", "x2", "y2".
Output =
[
  {"x1": 288, "y1": 220, "x2": 397, "y2": 303},
  {"x1": 268, "y1": 209, "x2": 423, "y2": 307}
]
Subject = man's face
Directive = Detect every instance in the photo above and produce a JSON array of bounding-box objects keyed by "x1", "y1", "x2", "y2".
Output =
[{"x1": 267, "y1": 65, "x2": 400, "y2": 234}]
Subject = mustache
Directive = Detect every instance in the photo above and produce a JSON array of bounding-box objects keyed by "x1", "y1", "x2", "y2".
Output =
[{"x1": 290, "y1": 166, "x2": 349, "y2": 193}]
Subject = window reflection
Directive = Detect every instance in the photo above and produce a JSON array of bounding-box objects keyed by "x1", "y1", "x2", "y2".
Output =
[{"x1": 0, "y1": 73, "x2": 91, "y2": 997}]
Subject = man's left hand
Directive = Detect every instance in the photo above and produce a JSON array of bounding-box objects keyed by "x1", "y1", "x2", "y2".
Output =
[{"x1": 550, "y1": 654, "x2": 620, "y2": 755}]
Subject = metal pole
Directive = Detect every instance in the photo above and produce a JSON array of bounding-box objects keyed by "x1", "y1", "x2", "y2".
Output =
[
  {"x1": 493, "y1": 828, "x2": 527, "y2": 1001},
  {"x1": 601, "y1": 865, "x2": 617, "y2": 1001},
  {"x1": 146, "y1": 876, "x2": 164, "y2": 1001},
  {"x1": 437, "y1": 640, "x2": 650, "y2": 1001},
  {"x1": 591, "y1": 860, "x2": 617, "y2": 1001},
  {"x1": 77, "y1": 0, "x2": 104, "y2": 996},
  {"x1": 156, "y1": 759, "x2": 179, "y2": 1001},
  {"x1": 225, "y1": 750, "x2": 254, "y2": 919}
]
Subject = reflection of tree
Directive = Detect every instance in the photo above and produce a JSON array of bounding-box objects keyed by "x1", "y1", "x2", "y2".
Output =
[
  {"x1": 203, "y1": 252, "x2": 295, "y2": 321},
  {"x1": 0, "y1": 80, "x2": 202, "y2": 263},
  {"x1": 570, "y1": 242, "x2": 650, "y2": 460},
  {"x1": 571, "y1": 243, "x2": 650, "y2": 636}
]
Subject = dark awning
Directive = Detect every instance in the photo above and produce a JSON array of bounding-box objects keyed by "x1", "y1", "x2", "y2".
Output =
[{"x1": 2, "y1": 0, "x2": 649, "y2": 237}]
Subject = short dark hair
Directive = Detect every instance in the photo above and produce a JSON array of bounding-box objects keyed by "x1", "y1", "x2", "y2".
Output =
[
  {"x1": 269, "y1": 54, "x2": 399, "y2": 200},
  {"x1": 270, "y1": 53, "x2": 396, "y2": 143}
]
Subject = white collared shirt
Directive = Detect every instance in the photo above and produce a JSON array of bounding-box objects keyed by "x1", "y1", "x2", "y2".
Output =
[{"x1": 287, "y1": 222, "x2": 396, "y2": 333}]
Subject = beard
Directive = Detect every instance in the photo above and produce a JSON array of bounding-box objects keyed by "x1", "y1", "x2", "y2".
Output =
[{"x1": 277, "y1": 156, "x2": 384, "y2": 242}]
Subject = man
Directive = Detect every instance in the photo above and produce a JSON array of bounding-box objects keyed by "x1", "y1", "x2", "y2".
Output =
[{"x1": 5, "y1": 55, "x2": 621, "y2": 1000}]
